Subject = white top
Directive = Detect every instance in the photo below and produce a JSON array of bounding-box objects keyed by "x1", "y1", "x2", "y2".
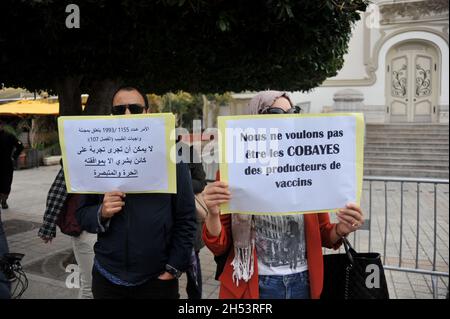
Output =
[{"x1": 255, "y1": 215, "x2": 308, "y2": 276}]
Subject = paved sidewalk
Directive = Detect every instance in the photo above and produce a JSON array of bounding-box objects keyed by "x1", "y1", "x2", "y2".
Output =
[
  {"x1": 2, "y1": 165, "x2": 448, "y2": 299},
  {"x1": 2, "y1": 165, "x2": 220, "y2": 299}
]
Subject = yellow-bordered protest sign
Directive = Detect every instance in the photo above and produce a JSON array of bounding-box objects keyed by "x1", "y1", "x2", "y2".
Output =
[
  {"x1": 218, "y1": 113, "x2": 365, "y2": 215},
  {"x1": 58, "y1": 113, "x2": 176, "y2": 194}
]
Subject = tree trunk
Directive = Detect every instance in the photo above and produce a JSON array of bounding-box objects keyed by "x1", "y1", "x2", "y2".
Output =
[
  {"x1": 54, "y1": 76, "x2": 83, "y2": 116},
  {"x1": 29, "y1": 115, "x2": 58, "y2": 149},
  {"x1": 84, "y1": 78, "x2": 122, "y2": 115}
]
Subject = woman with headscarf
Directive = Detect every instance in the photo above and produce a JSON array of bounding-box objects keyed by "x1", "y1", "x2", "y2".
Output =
[{"x1": 202, "y1": 91, "x2": 364, "y2": 299}]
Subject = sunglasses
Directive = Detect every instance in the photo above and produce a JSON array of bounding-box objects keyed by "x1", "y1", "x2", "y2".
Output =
[
  {"x1": 112, "y1": 104, "x2": 146, "y2": 115},
  {"x1": 260, "y1": 105, "x2": 301, "y2": 114}
]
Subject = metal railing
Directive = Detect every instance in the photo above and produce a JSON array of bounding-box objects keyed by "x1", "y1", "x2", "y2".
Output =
[
  {"x1": 203, "y1": 161, "x2": 449, "y2": 298},
  {"x1": 344, "y1": 176, "x2": 449, "y2": 298}
]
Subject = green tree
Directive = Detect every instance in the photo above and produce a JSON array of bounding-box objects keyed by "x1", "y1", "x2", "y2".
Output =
[
  {"x1": 157, "y1": 91, "x2": 231, "y2": 130},
  {"x1": 162, "y1": 91, "x2": 194, "y2": 127},
  {"x1": 0, "y1": 0, "x2": 367, "y2": 115}
]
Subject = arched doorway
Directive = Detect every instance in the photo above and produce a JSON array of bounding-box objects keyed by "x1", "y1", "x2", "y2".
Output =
[{"x1": 386, "y1": 41, "x2": 440, "y2": 123}]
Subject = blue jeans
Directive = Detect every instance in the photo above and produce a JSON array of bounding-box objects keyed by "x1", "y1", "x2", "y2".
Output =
[{"x1": 258, "y1": 271, "x2": 310, "y2": 299}]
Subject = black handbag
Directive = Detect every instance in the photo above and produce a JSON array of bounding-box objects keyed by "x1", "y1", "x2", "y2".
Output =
[{"x1": 321, "y1": 237, "x2": 389, "y2": 299}]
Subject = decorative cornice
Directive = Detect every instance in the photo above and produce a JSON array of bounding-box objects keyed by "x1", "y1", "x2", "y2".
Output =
[{"x1": 379, "y1": 0, "x2": 449, "y2": 25}]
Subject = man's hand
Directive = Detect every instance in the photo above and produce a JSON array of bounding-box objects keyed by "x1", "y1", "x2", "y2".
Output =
[
  {"x1": 158, "y1": 272, "x2": 175, "y2": 280},
  {"x1": 101, "y1": 191, "x2": 125, "y2": 219}
]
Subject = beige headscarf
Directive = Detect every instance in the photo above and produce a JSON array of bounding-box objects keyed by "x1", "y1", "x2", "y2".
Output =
[
  {"x1": 231, "y1": 90, "x2": 293, "y2": 285},
  {"x1": 247, "y1": 90, "x2": 294, "y2": 115}
]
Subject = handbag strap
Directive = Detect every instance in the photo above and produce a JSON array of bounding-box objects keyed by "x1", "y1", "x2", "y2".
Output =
[{"x1": 343, "y1": 237, "x2": 357, "y2": 266}]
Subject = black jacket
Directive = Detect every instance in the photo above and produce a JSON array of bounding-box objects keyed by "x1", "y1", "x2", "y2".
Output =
[
  {"x1": 0, "y1": 129, "x2": 24, "y2": 194},
  {"x1": 76, "y1": 162, "x2": 196, "y2": 284}
]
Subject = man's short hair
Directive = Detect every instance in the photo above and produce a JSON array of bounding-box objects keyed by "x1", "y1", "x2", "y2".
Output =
[{"x1": 112, "y1": 86, "x2": 149, "y2": 109}]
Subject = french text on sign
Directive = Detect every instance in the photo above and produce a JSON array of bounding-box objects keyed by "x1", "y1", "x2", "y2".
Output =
[{"x1": 218, "y1": 113, "x2": 365, "y2": 215}]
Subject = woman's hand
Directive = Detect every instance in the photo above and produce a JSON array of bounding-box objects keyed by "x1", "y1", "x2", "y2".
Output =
[
  {"x1": 203, "y1": 181, "x2": 231, "y2": 216},
  {"x1": 203, "y1": 181, "x2": 231, "y2": 237},
  {"x1": 335, "y1": 202, "x2": 364, "y2": 237}
]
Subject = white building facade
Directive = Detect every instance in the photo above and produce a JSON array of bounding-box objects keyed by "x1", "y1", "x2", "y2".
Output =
[{"x1": 289, "y1": 0, "x2": 449, "y2": 124}]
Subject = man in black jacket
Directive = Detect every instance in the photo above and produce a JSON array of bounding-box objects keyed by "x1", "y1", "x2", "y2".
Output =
[
  {"x1": 76, "y1": 86, "x2": 196, "y2": 299},
  {"x1": 178, "y1": 141, "x2": 207, "y2": 299}
]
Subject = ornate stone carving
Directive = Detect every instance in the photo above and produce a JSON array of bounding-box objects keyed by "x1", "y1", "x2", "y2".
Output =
[{"x1": 380, "y1": 0, "x2": 449, "y2": 24}]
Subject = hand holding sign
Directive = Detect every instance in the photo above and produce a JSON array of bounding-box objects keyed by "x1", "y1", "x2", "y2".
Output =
[
  {"x1": 217, "y1": 113, "x2": 365, "y2": 215},
  {"x1": 336, "y1": 202, "x2": 364, "y2": 234},
  {"x1": 203, "y1": 181, "x2": 232, "y2": 215},
  {"x1": 101, "y1": 191, "x2": 126, "y2": 219},
  {"x1": 58, "y1": 113, "x2": 176, "y2": 194},
  {"x1": 203, "y1": 181, "x2": 231, "y2": 237}
]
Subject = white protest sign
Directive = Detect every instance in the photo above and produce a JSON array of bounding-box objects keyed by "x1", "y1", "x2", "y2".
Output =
[
  {"x1": 218, "y1": 113, "x2": 365, "y2": 214},
  {"x1": 58, "y1": 113, "x2": 176, "y2": 193}
]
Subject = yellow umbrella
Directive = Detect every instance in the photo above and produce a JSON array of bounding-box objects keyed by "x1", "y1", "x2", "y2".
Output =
[{"x1": 0, "y1": 99, "x2": 59, "y2": 115}]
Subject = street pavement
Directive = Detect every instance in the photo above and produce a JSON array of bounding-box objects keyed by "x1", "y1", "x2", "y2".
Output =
[{"x1": 1, "y1": 165, "x2": 448, "y2": 299}]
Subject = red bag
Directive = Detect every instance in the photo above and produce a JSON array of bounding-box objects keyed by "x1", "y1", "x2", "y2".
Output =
[{"x1": 56, "y1": 194, "x2": 82, "y2": 236}]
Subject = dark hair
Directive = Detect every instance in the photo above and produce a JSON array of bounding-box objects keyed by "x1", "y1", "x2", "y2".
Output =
[{"x1": 112, "y1": 86, "x2": 149, "y2": 109}]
